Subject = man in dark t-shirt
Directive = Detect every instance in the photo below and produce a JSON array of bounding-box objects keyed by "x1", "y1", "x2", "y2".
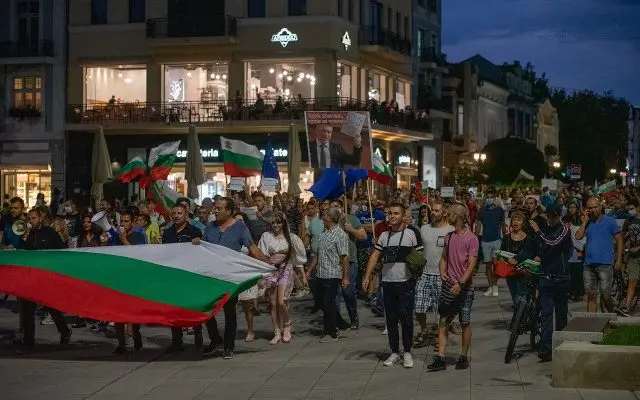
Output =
[{"x1": 0, "y1": 197, "x2": 26, "y2": 249}]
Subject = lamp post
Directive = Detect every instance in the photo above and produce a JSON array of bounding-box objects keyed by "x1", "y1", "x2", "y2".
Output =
[
  {"x1": 473, "y1": 152, "x2": 487, "y2": 163},
  {"x1": 553, "y1": 161, "x2": 561, "y2": 169},
  {"x1": 610, "y1": 168, "x2": 617, "y2": 175}
]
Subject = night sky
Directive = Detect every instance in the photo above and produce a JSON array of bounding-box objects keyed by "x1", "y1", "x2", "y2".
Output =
[{"x1": 442, "y1": 0, "x2": 640, "y2": 105}]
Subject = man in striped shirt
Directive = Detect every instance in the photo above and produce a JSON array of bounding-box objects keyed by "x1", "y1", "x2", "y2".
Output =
[{"x1": 307, "y1": 207, "x2": 350, "y2": 343}]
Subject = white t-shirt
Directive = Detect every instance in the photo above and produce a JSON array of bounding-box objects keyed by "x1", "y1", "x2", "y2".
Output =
[
  {"x1": 375, "y1": 228, "x2": 423, "y2": 282},
  {"x1": 420, "y1": 224, "x2": 455, "y2": 276}
]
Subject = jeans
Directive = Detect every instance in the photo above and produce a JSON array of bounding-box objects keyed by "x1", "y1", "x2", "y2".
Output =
[
  {"x1": 318, "y1": 278, "x2": 341, "y2": 337},
  {"x1": 21, "y1": 300, "x2": 70, "y2": 346},
  {"x1": 538, "y1": 278, "x2": 570, "y2": 351},
  {"x1": 382, "y1": 280, "x2": 415, "y2": 353},
  {"x1": 506, "y1": 275, "x2": 525, "y2": 304},
  {"x1": 171, "y1": 296, "x2": 237, "y2": 351},
  {"x1": 336, "y1": 262, "x2": 359, "y2": 323}
]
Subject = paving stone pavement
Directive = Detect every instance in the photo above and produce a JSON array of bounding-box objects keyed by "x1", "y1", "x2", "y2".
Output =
[{"x1": 0, "y1": 288, "x2": 638, "y2": 400}]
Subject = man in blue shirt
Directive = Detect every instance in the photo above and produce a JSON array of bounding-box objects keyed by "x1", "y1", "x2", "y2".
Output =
[
  {"x1": 475, "y1": 188, "x2": 505, "y2": 297},
  {"x1": 575, "y1": 197, "x2": 624, "y2": 312}
]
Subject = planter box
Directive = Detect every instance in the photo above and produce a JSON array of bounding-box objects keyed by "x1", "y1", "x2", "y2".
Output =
[{"x1": 553, "y1": 341, "x2": 640, "y2": 390}]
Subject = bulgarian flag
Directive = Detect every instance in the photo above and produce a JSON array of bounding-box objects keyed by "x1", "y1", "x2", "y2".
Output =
[
  {"x1": 117, "y1": 156, "x2": 147, "y2": 183},
  {"x1": 221, "y1": 137, "x2": 263, "y2": 177},
  {"x1": 148, "y1": 141, "x2": 181, "y2": 182},
  {"x1": 0, "y1": 243, "x2": 274, "y2": 327},
  {"x1": 368, "y1": 152, "x2": 392, "y2": 185},
  {"x1": 597, "y1": 180, "x2": 617, "y2": 196},
  {"x1": 149, "y1": 180, "x2": 181, "y2": 218}
]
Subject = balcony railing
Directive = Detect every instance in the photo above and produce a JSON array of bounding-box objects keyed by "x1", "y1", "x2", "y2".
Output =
[
  {"x1": 0, "y1": 40, "x2": 54, "y2": 58},
  {"x1": 419, "y1": 48, "x2": 447, "y2": 65},
  {"x1": 146, "y1": 16, "x2": 237, "y2": 39},
  {"x1": 66, "y1": 97, "x2": 432, "y2": 133},
  {"x1": 358, "y1": 26, "x2": 412, "y2": 57}
]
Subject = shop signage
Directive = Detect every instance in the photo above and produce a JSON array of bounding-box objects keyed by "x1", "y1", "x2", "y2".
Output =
[
  {"x1": 271, "y1": 28, "x2": 298, "y2": 47},
  {"x1": 176, "y1": 148, "x2": 288, "y2": 161},
  {"x1": 169, "y1": 79, "x2": 184, "y2": 102},
  {"x1": 398, "y1": 155, "x2": 411, "y2": 165},
  {"x1": 342, "y1": 31, "x2": 351, "y2": 50}
]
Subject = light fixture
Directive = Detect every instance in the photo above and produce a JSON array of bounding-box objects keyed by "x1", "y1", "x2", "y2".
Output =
[
  {"x1": 222, "y1": 74, "x2": 227, "y2": 79},
  {"x1": 481, "y1": 154, "x2": 487, "y2": 161},
  {"x1": 310, "y1": 81, "x2": 315, "y2": 86},
  {"x1": 303, "y1": 177, "x2": 309, "y2": 183},
  {"x1": 210, "y1": 73, "x2": 215, "y2": 79},
  {"x1": 610, "y1": 168, "x2": 617, "y2": 174},
  {"x1": 305, "y1": 170, "x2": 311, "y2": 175},
  {"x1": 283, "y1": 70, "x2": 288, "y2": 76},
  {"x1": 187, "y1": 72, "x2": 192, "y2": 78},
  {"x1": 306, "y1": 74, "x2": 310, "y2": 79},
  {"x1": 310, "y1": 75, "x2": 315, "y2": 81},
  {"x1": 215, "y1": 74, "x2": 221, "y2": 79},
  {"x1": 287, "y1": 76, "x2": 293, "y2": 81},
  {"x1": 285, "y1": 88, "x2": 290, "y2": 95},
  {"x1": 278, "y1": 73, "x2": 283, "y2": 78},
  {"x1": 251, "y1": 84, "x2": 256, "y2": 89},
  {"x1": 269, "y1": 68, "x2": 275, "y2": 74},
  {"x1": 299, "y1": 72, "x2": 305, "y2": 78},
  {"x1": 124, "y1": 77, "x2": 132, "y2": 84},
  {"x1": 117, "y1": 73, "x2": 123, "y2": 78},
  {"x1": 552, "y1": 161, "x2": 561, "y2": 169},
  {"x1": 297, "y1": 77, "x2": 302, "y2": 82}
]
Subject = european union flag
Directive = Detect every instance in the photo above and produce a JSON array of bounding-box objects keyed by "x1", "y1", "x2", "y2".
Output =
[
  {"x1": 262, "y1": 139, "x2": 279, "y2": 180},
  {"x1": 308, "y1": 168, "x2": 368, "y2": 200}
]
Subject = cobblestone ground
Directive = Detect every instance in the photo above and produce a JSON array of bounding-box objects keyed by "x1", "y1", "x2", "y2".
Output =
[{"x1": 0, "y1": 287, "x2": 638, "y2": 400}]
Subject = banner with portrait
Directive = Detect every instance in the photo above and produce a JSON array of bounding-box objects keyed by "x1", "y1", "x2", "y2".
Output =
[{"x1": 304, "y1": 111, "x2": 373, "y2": 170}]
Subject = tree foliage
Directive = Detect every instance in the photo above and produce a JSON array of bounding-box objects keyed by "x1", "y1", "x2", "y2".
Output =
[{"x1": 480, "y1": 137, "x2": 548, "y2": 184}]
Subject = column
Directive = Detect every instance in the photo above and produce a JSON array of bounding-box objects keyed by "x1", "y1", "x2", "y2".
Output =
[
  {"x1": 146, "y1": 62, "x2": 162, "y2": 103},
  {"x1": 314, "y1": 53, "x2": 338, "y2": 100},
  {"x1": 227, "y1": 58, "x2": 244, "y2": 100},
  {"x1": 359, "y1": 67, "x2": 368, "y2": 102},
  {"x1": 67, "y1": 65, "x2": 84, "y2": 105}
]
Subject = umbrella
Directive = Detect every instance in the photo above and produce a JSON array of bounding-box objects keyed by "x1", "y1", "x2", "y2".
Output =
[
  {"x1": 91, "y1": 126, "x2": 113, "y2": 203},
  {"x1": 287, "y1": 124, "x2": 302, "y2": 197},
  {"x1": 185, "y1": 125, "x2": 205, "y2": 200}
]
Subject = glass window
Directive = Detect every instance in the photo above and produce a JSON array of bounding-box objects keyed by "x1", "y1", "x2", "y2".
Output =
[
  {"x1": 91, "y1": 0, "x2": 108, "y2": 25},
  {"x1": 85, "y1": 65, "x2": 147, "y2": 105},
  {"x1": 368, "y1": 73, "x2": 381, "y2": 101},
  {"x1": 12, "y1": 76, "x2": 42, "y2": 110},
  {"x1": 348, "y1": 0, "x2": 353, "y2": 21},
  {"x1": 245, "y1": 61, "x2": 315, "y2": 102},
  {"x1": 3, "y1": 171, "x2": 51, "y2": 208},
  {"x1": 288, "y1": 0, "x2": 307, "y2": 16},
  {"x1": 129, "y1": 0, "x2": 145, "y2": 23},
  {"x1": 337, "y1": 62, "x2": 352, "y2": 99},
  {"x1": 16, "y1": 1, "x2": 39, "y2": 45},
  {"x1": 247, "y1": 0, "x2": 266, "y2": 18},
  {"x1": 164, "y1": 63, "x2": 228, "y2": 103}
]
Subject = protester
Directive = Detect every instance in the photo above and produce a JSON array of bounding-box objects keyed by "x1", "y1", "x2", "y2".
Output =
[{"x1": 475, "y1": 188, "x2": 505, "y2": 297}]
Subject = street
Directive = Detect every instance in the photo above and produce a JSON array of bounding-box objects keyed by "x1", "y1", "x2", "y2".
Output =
[{"x1": 0, "y1": 290, "x2": 637, "y2": 400}]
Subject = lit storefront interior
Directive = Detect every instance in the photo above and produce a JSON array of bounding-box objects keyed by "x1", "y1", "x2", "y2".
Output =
[
  {"x1": 395, "y1": 148, "x2": 418, "y2": 189},
  {"x1": 163, "y1": 63, "x2": 229, "y2": 103},
  {"x1": 2, "y1": 169, "x2": 52, "y2": 207},
  {"x1": 337, "y1": 62, "x2": 354, "y2": 98},
  {"x1": 84, "y1": 65, "x2": 147, "y2": 105},
  {"x1": 246, "y1": 60, "x2": 315, "y2": 102}
]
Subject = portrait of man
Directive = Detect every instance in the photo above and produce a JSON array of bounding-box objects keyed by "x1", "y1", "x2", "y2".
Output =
[{"x1": 308, "y1": 123, "x2": 362, "y2": 169}]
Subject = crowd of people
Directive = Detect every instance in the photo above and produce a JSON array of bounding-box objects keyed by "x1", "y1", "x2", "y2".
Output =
[{"x1": 0, "y1": 182, "x2": 637, "y2": 368}]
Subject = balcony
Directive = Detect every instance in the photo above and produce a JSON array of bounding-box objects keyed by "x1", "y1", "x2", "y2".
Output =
[
  {"x1": 0, "y1": 40, "x2": 54, "y2": 63},
  {"x1": 66, "y1": 98, "x2": 432, "y2": 134},
  {"x1": 146, "y1": 16, "x2": 237, "y2": 45},
  {"x1": 419, "y1": 48, "x2": 448, "y2": 72},
  {"x1": 358, "y1": 26, "x2": 412, "y2": 62}
]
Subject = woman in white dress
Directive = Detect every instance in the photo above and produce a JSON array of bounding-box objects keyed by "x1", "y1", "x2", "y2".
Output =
[{"x1": 259, "y1": 212, "x2": 306, "y2": 344}]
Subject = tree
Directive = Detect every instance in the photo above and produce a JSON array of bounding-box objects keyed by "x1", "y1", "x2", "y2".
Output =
[
  {"x1": 479, "y1": 138, "x2": 548, "y2": 185},
  {"x1": 544, "y1": 144, "x2": 558, "y2": 159}
]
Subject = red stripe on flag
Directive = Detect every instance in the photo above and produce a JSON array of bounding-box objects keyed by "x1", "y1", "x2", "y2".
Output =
[
  {"x1": 223, "y1": 162, "x2": 261, "y2": 178},
  {"x1": 368, "y1": 170, "x2": 392, "y2": 185},
  {"x1": 117, "y1": 168, "x2": 146, "y2": 183},
  {"x1": 0, "y1": 265, "x2": 224, "y2": 327}
]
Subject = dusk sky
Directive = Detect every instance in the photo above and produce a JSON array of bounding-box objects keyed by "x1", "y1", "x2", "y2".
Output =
[{"x1": 442, "y1": 0, "x2": 640, "y2": 105}]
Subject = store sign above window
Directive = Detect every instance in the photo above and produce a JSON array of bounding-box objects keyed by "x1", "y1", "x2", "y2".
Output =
[
  {"x1": 342, "y1": 32, "x2": 351, "y2": 50},
  {"x1": 176, "y1": 148, "x2": 288, "y2": 161},
  {"x1": 271, "y1": 28, "x2": 298, "y2": 47}
]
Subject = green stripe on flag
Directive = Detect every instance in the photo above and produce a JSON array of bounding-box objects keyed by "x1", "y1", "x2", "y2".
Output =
[{"x1": 221, "y1": 150, "x2": 263, "y2": 171}]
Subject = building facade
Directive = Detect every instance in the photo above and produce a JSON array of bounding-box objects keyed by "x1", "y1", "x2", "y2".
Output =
[
  {"x1": 628, "y1": 106, "x2": 640, "y2": 185},
  {"x1": 66, "y1": 0, "x2": 435, "y2": 200},
  {"x1": 535, "y1": 98, "x2": 559, "y2": 160},
  {"x1": 0, "y1": 0, "x2": 67, "y2": 207}
]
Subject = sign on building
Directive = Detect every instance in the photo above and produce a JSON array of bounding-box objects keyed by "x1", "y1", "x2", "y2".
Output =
[
  {"x1": 271, "y1": 28, "x2": 298, "y2": 47},
  {"x1": 570, "y1": 164, "x2": 581, "y2": 180}
]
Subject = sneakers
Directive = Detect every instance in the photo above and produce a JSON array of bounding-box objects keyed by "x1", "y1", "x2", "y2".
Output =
[
  {"x1": 383, "y1": 353, "x2": 400, "y2": 366},
  {"x1": 427, "y1": 356, "x2": 447, "y2": 372},
  {"x1": 483, "y1": 287, "x2": 494, "y2": 297},
  {"x1": 455, "y1": 356, "x2": 469, "y2": 370},
  {"x1": 381, "y1": 327, "x2": 388, "y2": 335},
  {"x1": 319, "y1": 335, "x2": 339, "y2": 343},
  {"x1": 403, "y1": 353, "x2": 414, "y2": 368},
  {"x1": 492, "y1": 286, "x2": 499, "y2": 297},
  {"x1": 616, "y1": 307, "x2": 632, "y2": 317},
  {"x1": 203, "y1": 340, "x2": 224, "y2": 356},
  {"x1": 222, "y1": 350, "x2": 234, "y2": 360},
  {"x1": 40, "y1": 313, "x2": 54, "y2": 325},
  {"x1": 350, "y1": 319, "x2": 360, "y2": 330}
]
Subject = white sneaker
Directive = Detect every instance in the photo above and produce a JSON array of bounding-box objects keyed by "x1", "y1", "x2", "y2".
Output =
[
  {"x1": 383, "y1": 353, "x2": 400, "y2": 366},
  {"x1": 492, "y1": 286, "x2": 499, "y2": 297},
  {"x1": 40, "y1": 314, "x2": 54, "y2": 325},
  {"x1": 381, "y1": 327, "x2": 388, "y2": 335},
  {"x1": 403, "y1": 352, "x2": 414, "y2": 368},
  {"x1": 483, "y1": 287, "x2": 494, "y2": 297}
]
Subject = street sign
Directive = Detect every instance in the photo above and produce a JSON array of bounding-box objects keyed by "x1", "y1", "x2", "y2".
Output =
[{"x1": 570, "y1": 164, "x2": 581, "y2": 180}]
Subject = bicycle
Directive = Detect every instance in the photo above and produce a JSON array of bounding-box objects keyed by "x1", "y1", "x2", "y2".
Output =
[{"x1": 504, "y1": 269, "x2": 551, "y2": 364}]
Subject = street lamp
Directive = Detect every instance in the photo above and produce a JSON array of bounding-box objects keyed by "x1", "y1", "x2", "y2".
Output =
[
  {"x1": 473, "y1": 153, "x2": 486, "y2": 163},
  {"x1": 552, "y1": 161, "x2": 561, "y2": 169},
  {"x1": 610, "y1": 168, "x2": 617, "y2": 175}
]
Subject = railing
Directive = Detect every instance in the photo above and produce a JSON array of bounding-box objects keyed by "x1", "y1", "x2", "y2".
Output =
[
  {"x1": 66, "y1": 97, "x2": 432, "y2": 133},
  {"x1": 146, "y1": 16, "x2": 237, "y2": 39},
  {"x1": 419, "y1": 48, "x2": 447, "y2": 66},
  {"x1": 358, "y1": 26, "x2": 412, "y2": 57},
  {"x1": 0, "y1": 40, "x2": 54, "y2": 58}
]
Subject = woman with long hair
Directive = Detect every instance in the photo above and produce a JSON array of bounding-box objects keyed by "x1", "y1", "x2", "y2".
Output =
[
  {"x1": 77, "y1": 214, "x2": 105, "y2": 248},
  {"x1": 417, "y1": 204, "x2": 430, "y2": 228},
  {"x1": 259, "y1": 211, "x2": 306, "y2": 344},
  {"x1": 496, "y1": 211, "x2": 531, "y2": 306}
]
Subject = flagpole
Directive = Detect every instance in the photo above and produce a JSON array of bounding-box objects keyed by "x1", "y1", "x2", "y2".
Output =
[
  {"x1": 342, "y1": 170, "x2": 348, "y2": 216},
  {"x1": 366, "y1": 179, "x2": 376, "y2": 243}
]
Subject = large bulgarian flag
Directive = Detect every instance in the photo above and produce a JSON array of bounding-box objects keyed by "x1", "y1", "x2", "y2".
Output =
[
  {"x1": 148, "y1": 141, "x2": 181, "y2": 181},
  {"x1": 221, "y1": 137, "x2": 263, "y2": 177},
  {"x1": 0, "y1": 243, "x2": 273, "y2": 327},
  {"x1": 368, "y1": 152, "x2": 392, "y2": 185}
]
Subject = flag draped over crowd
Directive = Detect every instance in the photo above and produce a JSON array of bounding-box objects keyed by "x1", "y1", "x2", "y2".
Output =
[{"x1": 0, "y1": 243, "x2": 273, "y2": 327}]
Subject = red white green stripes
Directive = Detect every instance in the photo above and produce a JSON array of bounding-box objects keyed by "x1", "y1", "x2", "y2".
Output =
[
  {"x1": 368, "y1": 152, "x2": 392, "y2": 185},
  {"x1": 117, "y1": 156, "x2": 147, "y2": 183},
  {"x1": 221, "y1": 137, "x2": 264, "y2": 177},
  {"x1": 148, "y1": 141, "x2": 181, "y2": 181},
  {"x1": 0, "y1": 243, "x2": 273, "y2": 327}
]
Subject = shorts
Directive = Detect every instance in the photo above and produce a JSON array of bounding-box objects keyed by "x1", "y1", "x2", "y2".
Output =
[
  {"x1": 627, "y1": 258, "x2": 640, "y2": 281},
  {"x1": 414, "y1": 274, "x2": 441, "y2": 314},
  {"x1": 481, "y1": 240, "x2": 501, "y2": 263},
  {"x1": 439, "y1": 289, "x2": 474, "y2": 325},
  {"x1": 583, "y1": 264, "x2": 613, "y2": 295}
]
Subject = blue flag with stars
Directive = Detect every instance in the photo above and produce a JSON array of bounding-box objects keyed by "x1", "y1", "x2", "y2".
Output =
[{"x1": 262, "y1": 138, "x2": 279, "y2": 180}]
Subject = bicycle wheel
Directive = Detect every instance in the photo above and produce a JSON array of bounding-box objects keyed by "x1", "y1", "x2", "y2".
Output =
[
  {"x1": 529, "y1": 296, "x2": 541, "y2": 350},
  {"x1": 505, "y1": 298, "x2": 527, "y2": 363}
]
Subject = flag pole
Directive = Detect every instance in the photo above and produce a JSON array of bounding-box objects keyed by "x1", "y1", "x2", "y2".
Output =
[
  {"x1": 366, "y1": 179, "x2": 376, "y2": 243},
  {"x1": 342, "y1": 169, "x2": 348, "y2": 216}
]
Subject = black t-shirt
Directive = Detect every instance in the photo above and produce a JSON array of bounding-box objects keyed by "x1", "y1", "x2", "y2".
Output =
[
  {"x1": 162, "y1": 222, "x2": 203, "y2": 244},
  {"x1": 127, "y1": 231, "x2": 147, "y2": 245}
]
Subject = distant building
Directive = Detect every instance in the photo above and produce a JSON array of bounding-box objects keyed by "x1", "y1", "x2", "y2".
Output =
[
  {"x1": 535, "y1": 99, "x2": 560, "y2": 161},
  {"x1": 628, "y1": 106, "x2": 640, "y2": 185}
]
